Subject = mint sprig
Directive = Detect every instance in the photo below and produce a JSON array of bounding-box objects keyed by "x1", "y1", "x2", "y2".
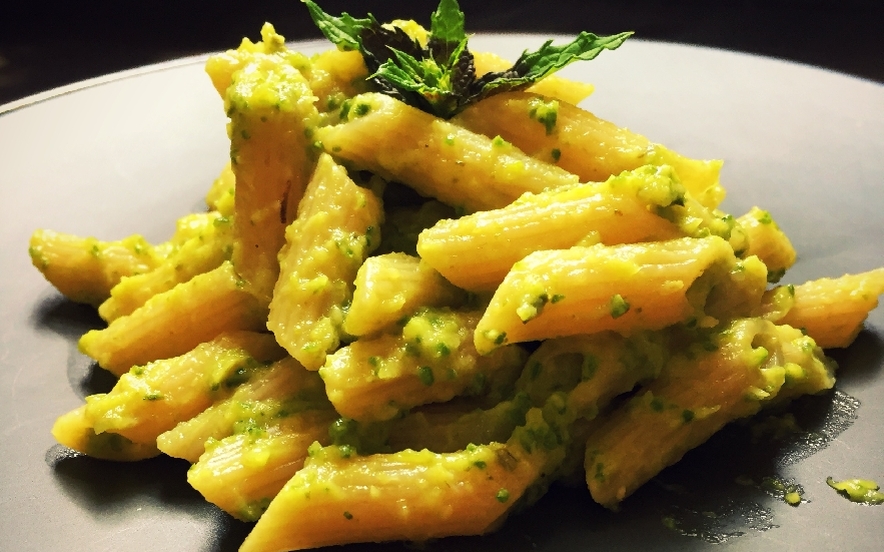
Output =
[{"x1": 301, "y1": 0, "x2": 632, "y2": 118}]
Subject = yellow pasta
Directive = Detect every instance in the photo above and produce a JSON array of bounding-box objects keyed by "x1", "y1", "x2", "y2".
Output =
[
  {"x1": 454, "y1": 91, "x2": 725, "y2": 208},
  {"x1": 51, "y1": 405, "x2": 160, "y2": 462},
  {"x1": 772, "y1": 268, "x2": 884, "y2": 348},
  {"x1": 321, "y1": 308, "x2": 526, "y2": 422},
  {"x1": 314, "y1": 92, "x2": 580, "y2": 212},
  {"x1": 157, "y1": 356, "x2": 330, "y2": 463},
  {"x1": 343, "y1": 252, "x2": 467, "y2": 336},
  {"x1": 98, "y1": 210, "x2": 234, "y2": 321},
  {"x1": 226, "y1": 49, "x2": 320, "y2": 303},
  {"x1": 188, "y1": 409, "x2": 339, "y2": 521},
  {"x1": 83, "y1": 331, "x2": 284, "y2": 445},
  {"x1": 204, "y1": 162, "x2": 236, "y2": 215},
  {"x1": 267, "y1": 153, "x2": 384, "y2": 370},
  {"x1": 584, "y1": 318, "x2": 834, "y2": 508},
  {"x1": 418, "y1": 164, "x2": 722, "y2": 291},
  {"x1": 240, "y1": 439, "x2": 550, "y2": 552},
  {"x1": 79, "y1": 262, "x2": 268, "y2": 376},
  {"x1": 736, "y1": 206, "x2": 797, "y2": 282},
  {"x1": 474, "y1": 236, "x2": 737, "y2": 353},
  {"x1": 29, "y1": 230, "x2": 161, "y2": 306}
]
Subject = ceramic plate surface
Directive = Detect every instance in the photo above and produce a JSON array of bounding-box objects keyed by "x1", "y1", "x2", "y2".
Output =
[{"x1": 1, "y1": 35, "x2": 882, "y2": 552}]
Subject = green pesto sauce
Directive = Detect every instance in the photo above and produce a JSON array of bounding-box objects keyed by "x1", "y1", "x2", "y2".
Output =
[
  {"x1": 761, "y1": 476, "x2": 804, "y2": 506},
  {"x1": 353, "y1": 102, "x2": 371, "y2": 117},
  {"x1": 528, "y1": 97, "x2": 559, "y2": 135},
  {"x1": 491, "y1": 135, "x2": 511, "y2": 148},
  {"x1": 516, "y1": 292, "x2": 549, "y2": 323},
  {"x1": 580, "y1": 354, "x2": 598, "y2": 381},
  {"x1": 239, "y1": 497, "x2": 273, "y2": 521},
  {"x1": 144, "y1": 391, "x2": 164, "y2": 401},
  {"x1": 827, "y1": 477, "x2": 884, "y2": 505},
  {"x1": 609, "y1": 294, "x2": 630, "y2": 318},
  {"x1": 418, "y1": 365, "x2": 435, "y2": 386}
]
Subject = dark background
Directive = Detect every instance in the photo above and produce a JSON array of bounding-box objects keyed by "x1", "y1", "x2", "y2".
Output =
[{"x1": 1, "y1": 0, "x2": 882, "y2": 106}]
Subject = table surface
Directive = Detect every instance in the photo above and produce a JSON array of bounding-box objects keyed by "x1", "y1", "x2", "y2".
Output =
[{"x1": 1, "y1": 0, "x2": 882, "y2": 106}]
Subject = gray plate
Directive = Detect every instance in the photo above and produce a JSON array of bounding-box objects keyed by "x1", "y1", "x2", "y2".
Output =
[{"x1": 1, "y1": 35, "x2": 882, "y2": 552}]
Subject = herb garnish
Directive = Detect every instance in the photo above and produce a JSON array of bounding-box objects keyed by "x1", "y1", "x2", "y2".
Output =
[{"x1": 302, "y1": 0, "x2": 632, "y2": 118}]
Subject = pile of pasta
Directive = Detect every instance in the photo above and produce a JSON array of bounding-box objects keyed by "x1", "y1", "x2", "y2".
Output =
[{"x1": 30, "y1": 21, "x2": 884, "y2": 552}]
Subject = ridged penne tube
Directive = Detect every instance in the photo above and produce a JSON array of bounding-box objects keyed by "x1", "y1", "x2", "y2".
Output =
[
  {"x1": 474, "y1": 236, "x2": 735, "y2": 354},
  {"x1": 226, "y1": 44, "x2": 319, "y2": 303},
  {"x1": 520, "y1": 331, "x2": 667, "y2": 416},
  {"x1": 584, "y1": 318, "x2": 833, "y2": 509},
  {"x1": 98, "y1": 212, "x2": 235, "y2": 321},
  {"x1": 472, "y1": 51, "x2": 595, "y2": 106},
  {"x1": 306, "y1": 48, "x2": 369, "y2": 115},
  {"x1": 386, "y1": 395, "x2": 533, "y2": 453},
  {"x1": 187, "y1": 409, "x2": 338, "y2": 521},
  {"x1": 239, "y1": 442, "x2": 547, "y2": 552},
  {"x1": 28, "y1": 229, "x2": 161, "y2": 306},
  {"x1": 320, "y1": 308, "x2": 527, "y2": 423},
  {"x1": 83, "y1": 332, "x2": 284, "y2": 445},
  {"x1": 314, "y1": 92, "x2": 580, "y2": 213},
  {"x1": 453, "y1": 91, "x2": 724, "y2": 208},
  {"x1": 736, "y1": 207, "x2": 796, "y2": 282},
  {"x1": 417, "y1": 165, "x2": 689, "y2": 291},
  {"x1": 703, "y1": 255, "x2": 769, "y2": 322},
  {"x1": 205, "y1": 23, "x2": 310, "y2": 100},
  {"x1": 342, "y1": 253, "x2": 467, "y2": 337},
  {"x1": 267, "y1": 153, "x2": 384, "y2": 370},
  {"x1": 774, "y1": 268, "x2": 884, "y2": 349},
  {"x1": 758, "y1": 323, "x2": 836, "y2": 404},
  {"x1": 51, "y1": 405, "x2": 160, "y2": 461},
  {"x1": 78, "y1": 262, "x2": 269, "y2": 376},
  {"x1": 157, "y1": 356, "x2": 329, "y2": 463}
]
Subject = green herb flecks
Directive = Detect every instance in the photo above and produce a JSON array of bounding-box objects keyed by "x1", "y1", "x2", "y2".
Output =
[{"x1": 302, "y1": 0, "x2": 631, "y2": 119}]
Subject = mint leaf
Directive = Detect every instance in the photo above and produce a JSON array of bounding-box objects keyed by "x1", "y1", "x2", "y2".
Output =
[
  {"x1": 430, "y1": 0, "x2": 466, "y2": 44},
  {"x1": 471, "y1": 31, "x2": 634, "y2": 100},
  {"x1": 301, "y1": 0, "x2": 632, "y2": 119},
  {"x1": 301, "y1": 0, "x2": 374, "y2": 52}
]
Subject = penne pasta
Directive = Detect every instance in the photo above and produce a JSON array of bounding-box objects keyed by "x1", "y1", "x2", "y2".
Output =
[
  {"x1": 240, "y1": 440, "x2": 549, "y2": 552},
  {"x1": 98, "y1": 211, "x2": 235, "y2": 321},
  {"x1": 187, "y1": 409, "x2": 338, "y2": 521},
  {"x1": 474, "y1": 236, "x2": 736, "y2": 353},
  {"x1": 51, "y1": 405, "x2": 160, "y2": 462},
  {"x1": 314, "y1": 92, "x2": 580, "y2": 213},
  {"x1": 32, "y1": 4, "x2": 884, "y2": 549},
  {"x1": 418, "y1": 164, "x2": 724, "y2": 291},
  {"x1": 267, "y1": 153, "x2": 384, "y2": 370},
  {"x1": 454, "y1": 91, "x2": 725, "y2": 208},
  {"x1": 204, "y1": 162, "x2": 236, "y2": 216},
  {"x1": 226, "y1": 49, "x2": 320, "y2": 303},
  {"x1": 772, "y1": 268, "x2": 884, "y2": 348},
  {"x1": 584, "y1": 318, "x2": 834, "y2": 509},
  {"x1": 321, "y1": 308, "x2": 527, "y2": 422},
  {"x1": 343, "y1": 252, "x2": 467, "y2": 337},
  {"x1": 29, "y1": 229, "x2": 161, "y2": 307},
  {"x1": 157, "y1": 356, "x2": 330, "y2": 463},
  {"x1": 83, "y1": 331, "x2": 284, "y2": 445},
  {"x1": 78, "y1": 262, "x2": 269, "y2": 376},
  {"x1": 736, "y1": 206, "x2": 796, "y2": 282}
]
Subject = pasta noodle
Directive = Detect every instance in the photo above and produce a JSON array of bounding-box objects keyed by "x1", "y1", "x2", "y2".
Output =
[{"x1": 27, "y1": 4, "x2": 884, "y2": 551}]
